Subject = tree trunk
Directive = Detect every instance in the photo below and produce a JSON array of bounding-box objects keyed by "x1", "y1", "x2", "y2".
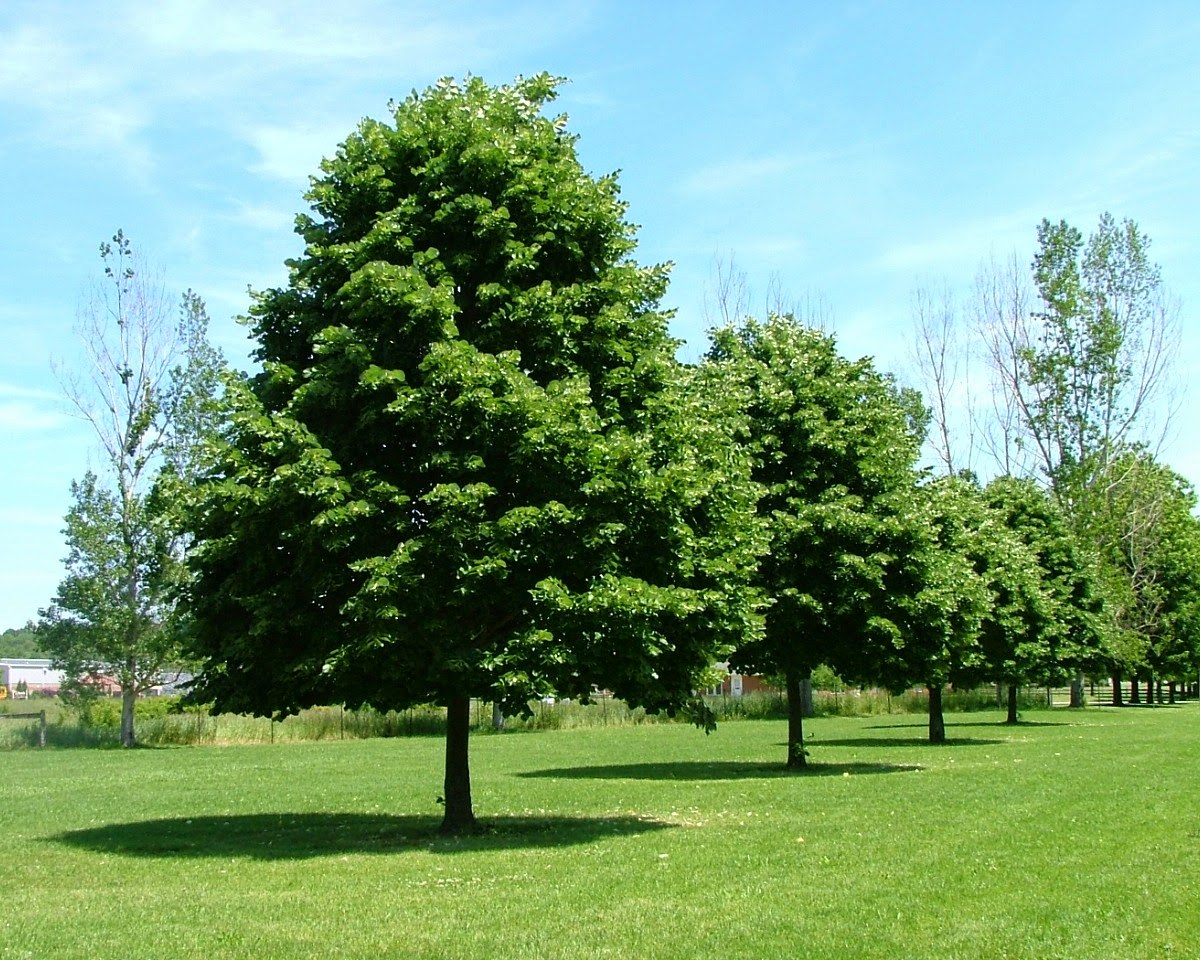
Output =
[
  {"x1": 120, "y1": 664, "x2": 137, "y2": 748},
  {"x1": 1146, "y1": 677, "x2": 1153, "y2": 705},
  {"x1": 1130, "y1": 678, "x2": 1141, "y2": 704},
  {"x1": 798, "y1": 676, "x2": 815, "y2": 718},
  {"x1": 1111, "y1": 672, "x2": 1124, "y2": 707},
  {"x1": 785, "y1": 670, "x2": 807, "y2": 769},
  {"x1": 440, "y1": 696, "x2": 477, "y2": 834},
  {"x1": 1068, "y1": 671, "x2": 1085, "y2": 708},
  {"x1": 1005, "y1": 683, "x2": 1019, "y2": 724},
  {"x1": 928, "y1": 684, "x2": 946, "y2": 743},
  {"x1": 491, "y1": 702, "x2": 506, "y2": 731},
  {"x1": 1168, "y1": 681, "x2": 1176, "y2": 704}
]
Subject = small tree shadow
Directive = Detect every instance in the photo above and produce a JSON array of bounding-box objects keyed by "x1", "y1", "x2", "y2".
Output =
[
  {"x1": 862, "y1": 718, "x2": 1069, "y2": 732},
  {"x1": 50, "y1": 812, "x2": 675, "y2": 860},
  {"x1": 519, "y1": 760, "x2": 921, "y2": 781},
  {"x1": 811, "y1": 736, "x2": 1007, "y2": 748}
]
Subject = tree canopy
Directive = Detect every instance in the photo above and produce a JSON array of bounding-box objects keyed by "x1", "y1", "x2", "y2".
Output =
[
  {"x1": 706, "y1": 315, "x2": 922, "y2": 764},
  {"x1": 184, "y1": 75, "x2": 762, "y2": 832}
]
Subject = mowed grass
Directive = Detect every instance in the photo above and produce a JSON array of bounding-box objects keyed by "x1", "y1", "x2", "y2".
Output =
[{"x1": 2, "y1": 706, "x2": 1197, "y2": 960}]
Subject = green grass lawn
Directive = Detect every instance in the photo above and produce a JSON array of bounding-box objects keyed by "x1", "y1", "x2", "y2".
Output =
[{"x1": 2, "y1": 706, "x2": 1196, "y2": 960}]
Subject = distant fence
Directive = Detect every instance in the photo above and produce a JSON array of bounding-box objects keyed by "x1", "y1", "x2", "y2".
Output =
[{"x1": 0, "y1": 711, "x2": 46, "y2": 747}]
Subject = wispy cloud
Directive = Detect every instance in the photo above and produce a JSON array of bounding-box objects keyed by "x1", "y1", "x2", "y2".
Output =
[
  {"x1": 681, "y1": 155, "x2": 799, "y2": 195},
  {"x1": 0, "y1": 0, "x2": 593, "y2": 186},
  {"x1": 0, "y1": 383, "x2": 70, "y2": 432},
  {"x1": 244, "y1": 123, "x2": 351, "y2": 186}
]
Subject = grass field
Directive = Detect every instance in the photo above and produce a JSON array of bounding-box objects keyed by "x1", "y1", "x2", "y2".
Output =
[{"x1": 2, "y1": 705, "x2": 1196, "y2": 959}]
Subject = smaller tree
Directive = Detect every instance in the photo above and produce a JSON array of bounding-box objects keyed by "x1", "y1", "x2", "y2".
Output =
[
  {"x1": 40, "y1": 233, "x2": 224, "y2": 746},
  {"x1": 707, "y1": 315, "x2": 923, "y2": 766},
  {"x1": 885, "y1": 476, "x2": 993, "y2": 743},
  {"x1": 977, "y1": 476, "x2": 1107, "y2": 722}
]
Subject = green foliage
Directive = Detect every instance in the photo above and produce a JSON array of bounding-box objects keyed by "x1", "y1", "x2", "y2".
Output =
[
  {"x1": 40, "y1": 233, "x2": 226, "y2": 747},
  {"x1": 184, "y1": 75, "x2": 761, "y2": 827},
  {"x1": 1023, "y1": 214, "x2": 1170, "y2": 493},
  {"x1": 705, "y1": 315, "x2": 922, "y2": 761},
  {"x1": 0, "y1": 624, "x2": 45, "y2": 658},
  {"x1": 1095, "y1": 452, "x2": 1200, "y2": 681},
  {"x1": 980, "y1": 476, "x2": 1108, "y2": 686}
]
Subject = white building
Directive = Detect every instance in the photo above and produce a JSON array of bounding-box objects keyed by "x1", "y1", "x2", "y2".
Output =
[{"x1": 0, "y1": 659, "x2": 66, "y2": 697}]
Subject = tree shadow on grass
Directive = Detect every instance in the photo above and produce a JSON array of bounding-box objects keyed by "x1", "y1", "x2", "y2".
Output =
[
  {"x1": 861, "y1": 718, "x2": 1069, "y2": 732},
  {"x1": 50, "y1": 812, "x2": 674, "y2": 860},
  {"x1": 807, "y1": 736, "x2": 1005, "y2": 748},
  {"x1": 519, "y1": 760, "x2": 921, "y2": 781}
]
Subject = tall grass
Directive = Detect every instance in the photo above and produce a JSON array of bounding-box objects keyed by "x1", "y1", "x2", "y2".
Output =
[{"x1": 1, "y1": 684, "x2": 1070, "y2": 749}]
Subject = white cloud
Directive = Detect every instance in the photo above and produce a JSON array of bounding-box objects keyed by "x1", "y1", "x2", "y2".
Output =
[
  {"x1": 0, "y1": 505, "x2": 62, "y2": 529},
  {"x1": 245, "y1": 122, "x2": 349, "y2": 185},
  {"x1": 681, "y1": 155, "x2": 799, "y2": 195},
  {"x1": 0, "y1": 384, "x2": 80, "y2": 433},
  {"x1": 0, "y1": 400, "x2": 68, "y2": 432},
  {"x1": 223, "y1": 201, "x2": 296, "y2": 234}
]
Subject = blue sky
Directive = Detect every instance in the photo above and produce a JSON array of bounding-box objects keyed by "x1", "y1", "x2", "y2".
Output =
[{"x1": 2, "y1": 0, "x2": 1198, "y2": 629}]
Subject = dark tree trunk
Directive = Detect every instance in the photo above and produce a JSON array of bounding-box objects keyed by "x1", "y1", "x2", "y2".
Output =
[
  {"x1": 1111, "y1": 672, "x2": 1124, "y2": 707},
  {"x1": 1005, "y1": 683, "x2": 1019, "y2": 724},
  {"x1": 1156, "y1": 679, "x2": 1164, "y2": 704},
  {"x1": 1069, "y1": 671, "x2": 1085, "y2": 708},
  {"x1": 1130, "y1": 678, "x2": 1141, "y2": 704},
  {"x1": 1146, "y1": 677, "x2": 1154, "y2": 705},
  {"x1": 1168, "y1": 681, "x2": 1176, "y2": 704},
  {"x1": 785, "y1": 670, "x2": 807, "y2": 769},
  {"x1": 928, "y1": 684, "x2": 946, "y2": 744},
  {"x1": 440, "y1": 696, "x2": 477, "y2": 834}
]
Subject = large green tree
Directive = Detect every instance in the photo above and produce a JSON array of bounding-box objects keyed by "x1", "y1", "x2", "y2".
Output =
[
  {"x1": 184, "y1": 75, "x2": 761, "y2": 832},
  {"x1": 40, "y1": 234, "x2": 224, "y2": 746},
  {"x1": 706, "y1": 316, "x2": 922, "y2": 767}
]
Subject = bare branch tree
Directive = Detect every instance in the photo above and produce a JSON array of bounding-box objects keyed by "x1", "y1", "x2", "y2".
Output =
[{"x1": 908, "y1": 281, "x2": 973, "y2": 476}]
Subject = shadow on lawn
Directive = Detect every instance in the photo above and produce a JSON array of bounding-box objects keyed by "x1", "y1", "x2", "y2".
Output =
[
  {"x1": 862, "y1": 718, "x2": 1069, "y2": 732},
  {"x1": 520, "y1": 760, "x2": 921, "y2": 781},
  {"x1": 809, "y1": 736, "x2": 1007, "y2": 748},
  {"x1": 50, "y1": 812, "x2": 674, "y2": 860}
]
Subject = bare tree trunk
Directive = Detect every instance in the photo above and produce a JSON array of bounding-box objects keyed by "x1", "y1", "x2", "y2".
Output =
[
  {"x1": 798, "y1": 676, "x2": 814, "y2": 718},
  {"x1": 491, "y1": 702, "x2": 505, "y2": 731},
  {"x1": 121, "y1": 682, "x2": 137, "y2": 748},
  {"x1": 1069, "y1": 671, "x2": 1085, "y2": 708},
  {"x1": 1111, "y1": 671, "x2": 1124, "y2": 707},
  {"x1": 1006, "y1": 683, "x2": 1019, "y2": 724},
  {"x1": 928, "y1": 684, "x2": 946, "y2": 743},
  {"x1": 785, "y1": 670, "x2": 807, "y2": 769},
  {"x1": 1130, "y1": 678, "x2": 1141, "y2": 704},
  {"x1": 440, "y1": 696, "x2": 477, "y2": 834}
]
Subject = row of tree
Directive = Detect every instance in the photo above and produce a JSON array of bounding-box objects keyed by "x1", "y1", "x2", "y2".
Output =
[{"x1": 38, "y1": 75, "x2": 1199, "y2": 835}]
